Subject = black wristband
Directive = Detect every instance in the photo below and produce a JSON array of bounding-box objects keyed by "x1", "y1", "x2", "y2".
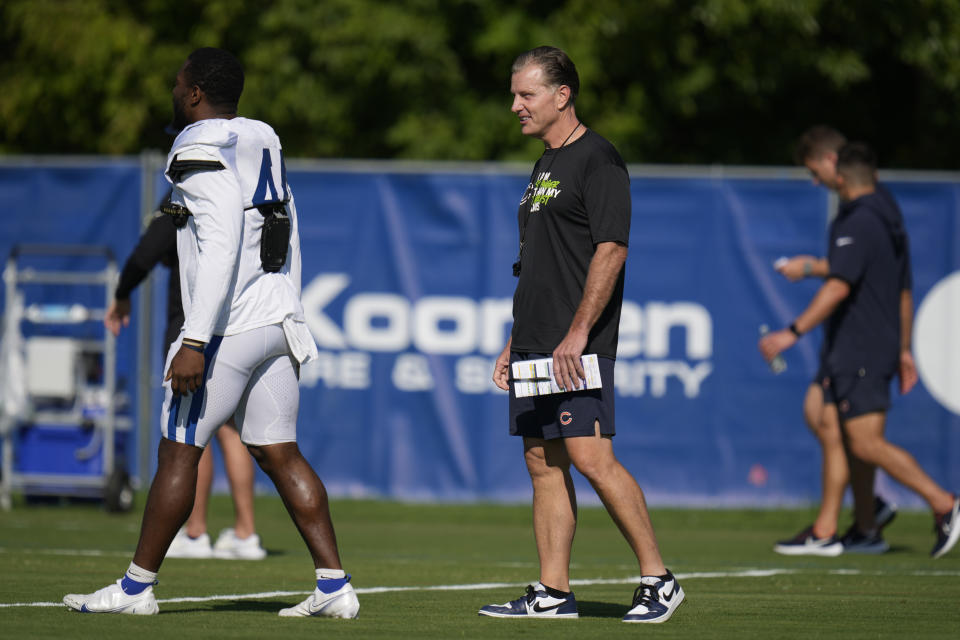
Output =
[
  {"x1": 788, "y1": 323, "x2": 802, "y2": 337},
  {"x1": 181, "y1": 341, "x2": 205, "y2": 354}
]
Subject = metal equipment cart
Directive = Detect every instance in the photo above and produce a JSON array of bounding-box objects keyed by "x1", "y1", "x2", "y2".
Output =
[{"x1": 0, "y1": 244, "x2": 133, "y2": 511}]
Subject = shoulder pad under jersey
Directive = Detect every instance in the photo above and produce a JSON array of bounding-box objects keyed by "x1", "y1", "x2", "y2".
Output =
[
  {"x1": 167, "y1": 147, "x2": 226, "y2": 182},
  {"x1": 166, "y1": 120, "x2": 237, "y2": 182}
]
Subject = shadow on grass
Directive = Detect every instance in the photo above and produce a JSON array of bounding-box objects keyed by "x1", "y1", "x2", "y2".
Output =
[
  {"x1": 171, "y1": 600, "x2": 291, "y2": 614},
  {"x1": 885, "y1": 544, "x2": 914, "y2": 554},
  {"x1": 576, "y1": 600, "x2": 627, "y2": 619}
]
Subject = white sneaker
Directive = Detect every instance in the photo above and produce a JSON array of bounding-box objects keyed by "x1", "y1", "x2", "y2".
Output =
[
  {"x1": 166, "y1": 528, "x2": 213, "y2": 559},
  {"x1": 63, "y1": 579, "x2": 159, "y2": 615},
  {"x1": 773, "y1": 525, "x2": 844, "y2": 557},
  {"x1": 622, "y1": 570, "x2": 684, "y2": 623},
  {"x1": 278, "y1": 583, "x2": 359, "y2": 618},
  {"x1": 213, "y1": 528, "x2": 267, "y2": 560},
  {"x1": 932, "y1": 494, "x2": 960, "y2": 559},
  {"x1": 478, "y1": 582, "x2": 579, "y2": 618}
]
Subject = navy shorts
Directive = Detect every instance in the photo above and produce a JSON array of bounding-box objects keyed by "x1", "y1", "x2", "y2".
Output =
[
  {"x1": 820, "y1": 368, "x2": 892, "y2": 419},
  {"x1": 508, "y1": 352, "x2": 616, "y2": 440}
]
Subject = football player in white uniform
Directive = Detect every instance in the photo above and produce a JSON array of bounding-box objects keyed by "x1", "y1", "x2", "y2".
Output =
[{"x1": 64, "y1": 48, "x2": 358, "y2": 619}]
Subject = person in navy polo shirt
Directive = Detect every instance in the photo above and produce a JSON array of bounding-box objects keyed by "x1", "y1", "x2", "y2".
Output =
[
  {"x1": 771, "y1": 126, "x2": 909, "y2": 557},
  {"x1": 761, "y1": 142, "x2": 960, "y2": 559}
]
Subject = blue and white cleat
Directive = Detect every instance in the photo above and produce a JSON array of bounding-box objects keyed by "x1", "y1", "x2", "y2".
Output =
[
  {"x1": 63, "y1": 579, "x2": 158, "y2": 615},
  {"x1": 622, "y1": 570, "x2": 684, "y2": 623},
  {"x1": 278, "y1": 582, "x2": 359, "y2": 618},
  {"x1": 478, "y1": 582, "x2": 578, "y2": 618}
]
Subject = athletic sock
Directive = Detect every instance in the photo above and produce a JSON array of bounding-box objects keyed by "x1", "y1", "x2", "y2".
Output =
[
  {"x1": 121, "y1": 562, "x2": 157, "y2": 595},
  {"x1": 315, "y1": 568, "x2": 348, "y2": 593},
  {"x1": 541, "y1": 584, "x2": 571, "y2": 599}
]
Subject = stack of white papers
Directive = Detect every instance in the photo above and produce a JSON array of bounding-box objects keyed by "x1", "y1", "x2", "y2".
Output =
[{"x1": 512, "y1": 354, "x2": 602, "y2": 398}]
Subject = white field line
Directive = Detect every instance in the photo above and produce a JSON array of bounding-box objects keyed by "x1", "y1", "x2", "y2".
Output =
[
  {"x1": 3, "y1": 567, "x2": 960, "y2": 609},
  {"x1": 0, "y1": 547, "x2": 131, "y2": 558}
]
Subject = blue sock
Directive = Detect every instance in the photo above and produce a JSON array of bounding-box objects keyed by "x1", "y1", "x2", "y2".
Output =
[
  {"x1": 120, "y1": 575, "x2": 152, "y2": 595},
  {"x1": 121, "y1": 562, "x2": 157, "y2": 595},
  {"x1": 317, "y1": 575, "x2": 350, "y2": 594}
]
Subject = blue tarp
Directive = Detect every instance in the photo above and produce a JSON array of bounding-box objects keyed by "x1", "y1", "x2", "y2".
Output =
[{"x1": 2, "y1": 159, "x2": 958, "y2": 506}]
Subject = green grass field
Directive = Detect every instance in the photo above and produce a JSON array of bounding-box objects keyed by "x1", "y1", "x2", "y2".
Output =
[{"x1": 2, "y1": 495, "x2": 958, "y2": 638}]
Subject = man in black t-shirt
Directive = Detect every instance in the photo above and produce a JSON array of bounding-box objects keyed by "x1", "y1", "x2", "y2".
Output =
[
  {"x1": 761, "y1": 143, "x2": 959, "y2": 559},
  {"x1": 478, "y1": 47, "x2": 683, "y2": 624}
]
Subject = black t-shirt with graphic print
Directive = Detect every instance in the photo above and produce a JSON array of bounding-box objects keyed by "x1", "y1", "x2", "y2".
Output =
[
  {"x1": 824, "y1": 190, "x2": 905, "y2": 376},
  {"x1": 510, "y1": 128, "x2": 631, "y2": 359}
]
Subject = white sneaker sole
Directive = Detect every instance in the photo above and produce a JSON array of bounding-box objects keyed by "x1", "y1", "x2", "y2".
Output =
[
  {"x1": 63, "y1": 593, "x2": 159, "y2": 615},
  {"x1": 774, "y1": 543, "x2": 843, "y2": 557},
  {"x1": 477, "y1": 610, "x2": 578, "y2": 619}
]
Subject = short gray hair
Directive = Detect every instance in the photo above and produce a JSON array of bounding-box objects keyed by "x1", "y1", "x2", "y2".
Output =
[{"x1": 512, "y1": 46, "x2": 579, "y2": 105}]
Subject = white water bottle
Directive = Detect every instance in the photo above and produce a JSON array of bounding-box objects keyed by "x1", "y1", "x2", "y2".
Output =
[{"x1": 759, "y1": 324, "x2": 787, "y2": 374}]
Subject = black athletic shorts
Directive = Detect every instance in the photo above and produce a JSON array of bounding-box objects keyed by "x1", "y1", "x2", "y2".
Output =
[
  {"x1": 820, "y1": 368, "x2": 892, "y2": 419},
  {"x1": 508, "y1": 352, "x2": 616, "y2": 440}
]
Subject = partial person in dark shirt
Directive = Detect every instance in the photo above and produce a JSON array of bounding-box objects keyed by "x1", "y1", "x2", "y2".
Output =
[
  {"x1": 110, "y1": 210, "x2": 182, "y2": 349},
  {"x1": 770, "y1": 126, "x2": 912, "y2": 556},
  {"x1": 761, "y1": 142, "x2": 960, "y2": 559},
  {"x1": 106, "y1": 201, "x2": 266, "y2": 560},
  {"x1": 479, "y1": 46, "x2": 683, "y2": 624}
]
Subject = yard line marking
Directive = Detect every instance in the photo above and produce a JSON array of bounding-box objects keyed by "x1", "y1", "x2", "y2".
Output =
[
  {"x1": 4, "y1": 567, "x2": 960, "y2": 609},
  {"x1": 0, "y1": 547, "x2": 131, "y2": 558}
]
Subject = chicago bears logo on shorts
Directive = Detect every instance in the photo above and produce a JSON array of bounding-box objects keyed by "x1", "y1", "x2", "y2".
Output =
[{"x1": 559, "y1": 411, "x2": 573, "y2": 425}]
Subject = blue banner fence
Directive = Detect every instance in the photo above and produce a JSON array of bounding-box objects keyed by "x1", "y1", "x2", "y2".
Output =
[{"x1": 2, "y1": 156, "x2": 958, "y2": 507}]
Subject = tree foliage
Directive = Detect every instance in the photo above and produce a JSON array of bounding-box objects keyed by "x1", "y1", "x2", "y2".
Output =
[{"x1": 3, "y1": 0, "x2": 960, "y2": 167}]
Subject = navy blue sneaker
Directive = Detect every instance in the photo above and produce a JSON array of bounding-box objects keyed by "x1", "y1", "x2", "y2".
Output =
[
  {"x1": 839, "y1": 496, "x2": 897, "y2": 553},
  {"x1": 874, "y1": 495, "x2": 898, "y2": 530},
  {"x1": 622, "y1": 569, "x2": 684, "y2": 623},
  {"x1": 931, "y1": 495, "x2": 960, "y2": 559},
  {"x1": 840, "y1": 527, "x2": 889, "y2": 554},
  {"x1": 478, "y1": 582, "x2": 578, "y2": 618},
  {"x1": 774, "y1": 525, "x2": 843, "y2": 556}
]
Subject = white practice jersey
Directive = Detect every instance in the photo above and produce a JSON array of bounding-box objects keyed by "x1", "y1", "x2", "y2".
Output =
[{"x1": 164, "y1": 117, "x2": 317, "y2": 362}]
